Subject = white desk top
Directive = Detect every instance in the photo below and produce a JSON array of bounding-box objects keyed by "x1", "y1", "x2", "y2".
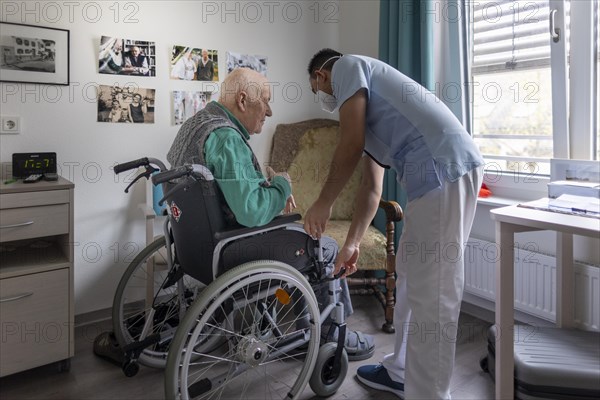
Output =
[{"x1": 490, "y1": 205, "x2": 600, "y2": 238}]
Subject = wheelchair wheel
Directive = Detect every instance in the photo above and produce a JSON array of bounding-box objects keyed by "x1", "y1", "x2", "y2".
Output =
[
  {"x1": 165, "y1": 260, "x2": 321, "y2": 400},
  {"x1": 309, "y1": 342, "x2": 348, "y2": 397},
  {"x1": 112, "y1": 236, "x2": 206, "y2": 369}
]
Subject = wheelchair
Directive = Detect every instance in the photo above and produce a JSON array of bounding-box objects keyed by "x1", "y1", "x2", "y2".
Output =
[
  {"x1": 112, "y1": 158, "x2": 205, "y2": 376},
  {"x1": 113, "y1": 158, "x2": 350, "y2": 399}
]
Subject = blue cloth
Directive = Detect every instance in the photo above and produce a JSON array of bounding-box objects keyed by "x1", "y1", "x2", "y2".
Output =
[
  {"x1": 331, "y1": 55, "x2": 484, "y2": 201},
  {"x1": 152, "y1": 180, "x2": 166, "y2": 216}
]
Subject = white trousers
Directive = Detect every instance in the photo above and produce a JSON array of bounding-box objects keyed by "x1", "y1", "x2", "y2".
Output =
[{"x1": 382, "y1": 166, "x2": 483, "y2": 399}]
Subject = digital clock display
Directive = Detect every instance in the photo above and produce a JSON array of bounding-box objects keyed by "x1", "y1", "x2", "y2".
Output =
[{"x1": 12, "y1": 152, "x2": 57, "y2": 178}]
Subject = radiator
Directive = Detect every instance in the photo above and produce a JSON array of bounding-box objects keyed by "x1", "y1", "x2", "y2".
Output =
[{"x1": 464, "y1": 238, "x2": 600, "y2": 331}]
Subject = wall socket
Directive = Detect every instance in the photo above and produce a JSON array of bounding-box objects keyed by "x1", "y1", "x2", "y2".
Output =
[{"x1": 1, "y1": 116, "x2": 21, "y2": 134}]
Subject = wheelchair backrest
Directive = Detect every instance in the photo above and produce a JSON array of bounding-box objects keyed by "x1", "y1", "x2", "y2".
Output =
[{"x1": 163, "y1": 176, "x2": 227, "y2": 285}]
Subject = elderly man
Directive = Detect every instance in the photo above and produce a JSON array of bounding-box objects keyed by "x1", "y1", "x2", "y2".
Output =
[
  {"x1": 196, "y1": 49, "x2": 215, "y2": 81},
  {"x1": 124, "y1": 46, "x2": 150, "y2": 76},
  {"x1": 167, "y1": 67, "x2": 375, "y2": 361}
]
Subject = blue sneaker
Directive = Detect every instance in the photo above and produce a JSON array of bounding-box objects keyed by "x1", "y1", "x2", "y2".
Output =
[{"x1": 356, "y1": 364, "x2": 404, "y2": 398}]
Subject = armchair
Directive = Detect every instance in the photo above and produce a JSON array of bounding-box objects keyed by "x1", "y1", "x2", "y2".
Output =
[{"x1": 270, "y1": 119, "x2": 403, "y2": 333}]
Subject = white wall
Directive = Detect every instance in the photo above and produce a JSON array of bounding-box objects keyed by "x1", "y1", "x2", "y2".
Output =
[
  {"x1": 339, "y1": 1, "x2": 379, "y2": 57},
  {"x1": 0, "y1": 0, "x2": 344, "y2": 315}
]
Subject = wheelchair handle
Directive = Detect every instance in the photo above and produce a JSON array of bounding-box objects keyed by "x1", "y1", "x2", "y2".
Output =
[
  {"x1": 114, "y1": 157, "x2": 167, "y2": 174},
  {"x1": 333, "y1": 267, "x2": 347, "y2": 280},
  {"x1": 152, "y1": 164, "x2": 214, "y2": 185},
  {"x1": 114, "y1": 158, "x2": 149, "y2": 174},
  {"x1": 152, "y1": 165, "x2": 191, "y2": 185}
]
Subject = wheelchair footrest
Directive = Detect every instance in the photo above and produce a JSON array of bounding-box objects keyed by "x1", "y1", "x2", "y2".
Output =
[
  {"x1": 333, "y1": 323, "x2": 347, "y2": 376},
  {"x1": 122, "y1": 333, "x2": 162, "y2": 358},
  {"x1": 93, "y1": 331, "x2": 125, "y2": 366}
]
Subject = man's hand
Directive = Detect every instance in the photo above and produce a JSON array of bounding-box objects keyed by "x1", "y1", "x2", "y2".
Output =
[
  {"x1": 303, "y1": 200, "x2": 332, "y2": 238},
  {"x1": 265, "y1": 166, "x2": 291, "y2": 185},
  {"x1": 334, "y1": 243, "x2": 360, "y2": 278},
  {"x1": 284, "y1": 195, "x2": 296, "y2": 214}
]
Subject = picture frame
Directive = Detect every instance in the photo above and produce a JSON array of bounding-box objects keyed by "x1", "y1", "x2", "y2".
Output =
[
  {"x1": 99, "y1": 36, "x2": 156, "y2": 77},
  {"x1": 0, "y1": 22, "x2": 70, "y2": 85}
]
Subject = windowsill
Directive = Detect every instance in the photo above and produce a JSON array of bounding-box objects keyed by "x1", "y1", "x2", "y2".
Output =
[
  {"x1": 476, "y1": 195, "x2": 520, "y2": 208},
  {"x1": 480, "y1": 172, "x2": 550, "y2": 207}
]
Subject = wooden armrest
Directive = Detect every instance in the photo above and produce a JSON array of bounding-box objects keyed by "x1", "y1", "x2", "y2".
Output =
[{"x1": 378, "y1": 199, "x2": 403, "y2": 222}]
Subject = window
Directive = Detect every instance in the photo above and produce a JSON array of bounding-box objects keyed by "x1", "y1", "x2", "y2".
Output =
[{"x1": 470, "y1": 0, "x2": 598, "y2": 177}]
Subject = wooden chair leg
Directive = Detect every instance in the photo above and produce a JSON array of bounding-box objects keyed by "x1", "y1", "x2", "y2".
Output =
[
  {"x1": 383, "y1": 257, "x2": 396, "y2": 333},
  {"x1": 381, "y1": 204, "x2": 400, "y2": 334}
]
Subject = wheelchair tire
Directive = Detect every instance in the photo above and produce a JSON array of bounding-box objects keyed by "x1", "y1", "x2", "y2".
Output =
[
  {"x1": 122, "y1": 359, "x2": 139, "y2": 377},
  {"x1": 309, "y1": 342, "x2": 348, "y2": 397},
  {"x1": 112, "y1": 236, "x2": 206, "y2": 369},
  {"x1": 165, "y1": 260, "x2": 321, "y2": 400}
]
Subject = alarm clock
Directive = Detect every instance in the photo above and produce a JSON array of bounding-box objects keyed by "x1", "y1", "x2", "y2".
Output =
[{"x1": 12, "y1": 152, "x2": 57, "y2": 178}]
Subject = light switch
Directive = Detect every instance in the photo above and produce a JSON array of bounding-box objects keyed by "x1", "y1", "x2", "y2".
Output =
[{"x1": 1, "y1": 116, "x2": 20, "y2": 134}]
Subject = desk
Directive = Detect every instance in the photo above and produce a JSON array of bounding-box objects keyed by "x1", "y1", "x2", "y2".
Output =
[{"x1": 490, "y1": 205, "x2": 599, "y2": 399}]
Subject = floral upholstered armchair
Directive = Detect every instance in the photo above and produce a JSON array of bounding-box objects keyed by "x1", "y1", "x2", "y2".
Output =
[{"x1": 270, "y1": 119, "x2": 403, "y2": 333}]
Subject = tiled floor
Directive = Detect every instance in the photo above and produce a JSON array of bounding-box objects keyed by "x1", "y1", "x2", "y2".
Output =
[{"x1": 0, "y1": 295, "x2": 495, "y2": 399}]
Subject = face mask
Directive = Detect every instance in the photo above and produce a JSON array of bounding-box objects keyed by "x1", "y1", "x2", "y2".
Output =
[
  {"x1": 317, "y1": 76, "x2": 337, "y2": 113},
  {"x1": 316, "y1": 56, "x2": 341, "y2": 113}
]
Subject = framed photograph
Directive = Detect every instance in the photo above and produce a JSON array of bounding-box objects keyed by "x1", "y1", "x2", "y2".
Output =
[
  {"x1": 173, "y1": 91, "x2": 211, "y2": 125},
  {"x1": 170, "y1": 46, "x2": 219, "y2": 81},
  {"x1": 97, "y1": 84, "x2": 155, "y2": 124},
  {"x1": 0, "y1": 22, "x2": 70, "y2": 85},
  {"x1": 99, "y1": 36, "x2": 156, "y2": 77},
  {"x1": 226, "y1": 51, "x2": 267, "y2": 77}
]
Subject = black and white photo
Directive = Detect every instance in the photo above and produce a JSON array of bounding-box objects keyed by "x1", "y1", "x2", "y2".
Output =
[
  {"x1": 0, "y1": 22, "x2": 69, "y2": 85},
  {"x1": 226, "y1": 51, "x2": 267, "y2": 76}
]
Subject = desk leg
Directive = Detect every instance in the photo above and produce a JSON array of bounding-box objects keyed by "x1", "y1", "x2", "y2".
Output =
[
  {"x1": 556, "y1": 232, "x2": 574, "y2": 328},
  {"x1": 495, "y1": 221, "x2": 514, "y2": 400}
]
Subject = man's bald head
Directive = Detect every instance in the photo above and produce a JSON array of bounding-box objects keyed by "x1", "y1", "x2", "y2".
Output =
[
  {"x1": 219, "y1": 68, "x2": 268, "y2": 106},
  {"x1": 218, "y1": 68, "x2": 272, "y2": 134}
]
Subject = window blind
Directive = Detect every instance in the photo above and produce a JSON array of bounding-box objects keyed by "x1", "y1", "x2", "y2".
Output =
[{"x1": 473, "y1": 0, "x2": 570, "y2": 74}]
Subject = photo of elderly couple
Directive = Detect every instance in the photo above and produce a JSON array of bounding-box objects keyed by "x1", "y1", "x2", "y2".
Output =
[
  {"x1": 170, "y1": 46, "x2": 218, "y2": 81},
  {"x1": 98, "y1": 36, "x2": 155, "y2": 77}
]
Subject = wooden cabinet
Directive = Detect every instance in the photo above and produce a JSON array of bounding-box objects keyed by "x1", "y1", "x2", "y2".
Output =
[{"x1": 0, "y1": 177, "x2": 74, "y2": 377}]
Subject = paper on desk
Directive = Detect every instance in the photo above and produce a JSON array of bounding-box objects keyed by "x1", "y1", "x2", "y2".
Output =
[
  {"x1": 518, "y1": 194, "x2": 600, "y2": 218},
  {"x1": 549, "y1": 194, "x2": 600, "y2": 215}
]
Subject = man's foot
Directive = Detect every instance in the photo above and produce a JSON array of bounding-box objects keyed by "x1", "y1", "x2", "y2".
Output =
[
  {"x1": 356, "y1": 364, "x2": 404, "y2": 398},
  {"x1": 322, "y1": 327, "x2": 375, "y2": 361}
]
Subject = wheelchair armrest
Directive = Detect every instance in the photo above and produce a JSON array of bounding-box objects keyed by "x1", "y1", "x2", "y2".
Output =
[{"x1": 214, "y1": 213, "x2": 302, "y2": 242}]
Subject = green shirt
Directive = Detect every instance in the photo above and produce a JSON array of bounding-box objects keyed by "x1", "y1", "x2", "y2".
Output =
[{"x1": 204, "y1": 103, "x2": 291, "y2": 227}]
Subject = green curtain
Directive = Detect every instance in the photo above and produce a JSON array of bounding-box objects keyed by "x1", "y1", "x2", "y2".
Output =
[{"x1": 373, "y1": 0, "x2": 435, "y2": 246}]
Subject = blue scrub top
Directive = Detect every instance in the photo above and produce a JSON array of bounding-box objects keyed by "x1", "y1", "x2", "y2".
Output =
[{"x1": 331, "y1": 55, "x2": 484, "y2": 201}]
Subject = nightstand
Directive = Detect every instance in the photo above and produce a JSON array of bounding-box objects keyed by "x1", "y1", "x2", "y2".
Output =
[{"x1": 0, "y1": 177, "x2": 74, "y2": 377}]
